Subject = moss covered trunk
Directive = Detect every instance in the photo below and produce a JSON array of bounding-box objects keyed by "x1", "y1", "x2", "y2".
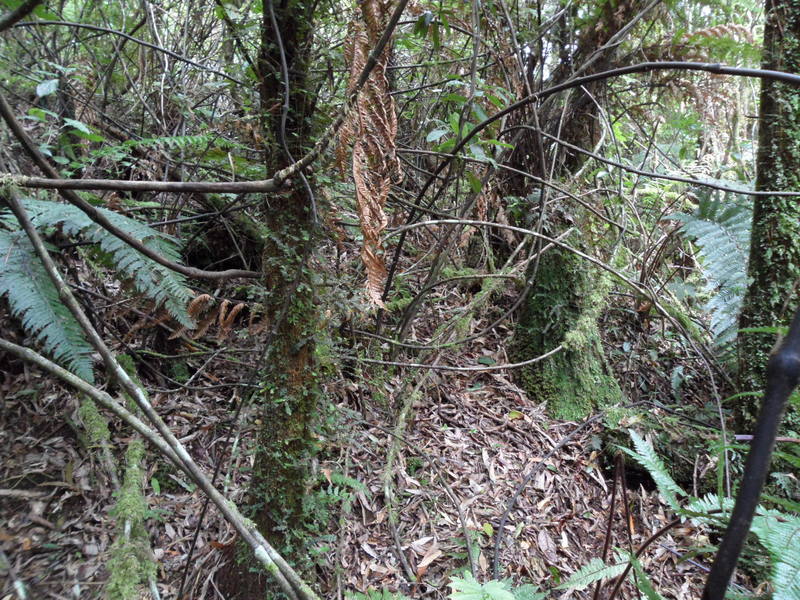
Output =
[
  {"x1": 255, "y1": 0, "x2": 318, "y2": 548},
  {"x1": 219, "y1": 1, "x2": 320, "y2": 596},
  {"x1": 738, "y1": 0, "x2": 800, "y2": 424},
  {"x1": 512, "y1": 246, "x2": 622, "y2": 420}
]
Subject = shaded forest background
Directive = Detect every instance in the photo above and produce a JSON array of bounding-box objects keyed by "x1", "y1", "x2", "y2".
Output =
[{"x1": 0, "y1": 0, "x2": 799, "y2": 598}]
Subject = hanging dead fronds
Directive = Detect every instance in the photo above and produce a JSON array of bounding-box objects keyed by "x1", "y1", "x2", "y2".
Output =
[{"x1": 337, "y1": 0, "x2": 401, "y2": 307}]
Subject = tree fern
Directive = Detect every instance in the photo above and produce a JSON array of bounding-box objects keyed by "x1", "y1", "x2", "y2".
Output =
[
  {"x1": 0, "y1": 196, "x2": 194, "y2": 382},
  {"x1": 669, "y1": 192, "x2": 752, "y2": 348},
  {"x1": 0, "y1": 229, "x2": 94, "y2": 382}
]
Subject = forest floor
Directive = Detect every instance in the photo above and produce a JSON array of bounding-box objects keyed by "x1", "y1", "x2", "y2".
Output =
[{"x1": 0, "y1": 284, "x2": 721, "y2": 600}]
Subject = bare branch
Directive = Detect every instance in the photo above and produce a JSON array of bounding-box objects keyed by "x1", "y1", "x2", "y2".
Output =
[
  {"x1": 14, "y1": 20, "x2": 245, "y2": 85},
  {"x1": 0, "y1": 90, "x2": 261, "y2": 280},
  {"x1": 0, "y1": 0, "x2": 41, "y2": 33}
]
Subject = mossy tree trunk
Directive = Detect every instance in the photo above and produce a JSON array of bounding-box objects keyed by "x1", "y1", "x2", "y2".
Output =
[
  {"x1": 512, "y1": 246, "x2": 622, "y2": 420},
  {"x1": 502, "y1": 2, "x2": 638, "y2": 419},
  {"x1": 254, "y1": 0, "x2": 318, "y2": 540},
  {"x1": 220, "y1": 1, "x2": 320, "y2": 596},
  {"x1": 738, "y1": 0, "x2": 800, "y2": 425}
]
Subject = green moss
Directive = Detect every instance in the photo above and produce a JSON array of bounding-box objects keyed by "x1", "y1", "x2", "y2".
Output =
[
  {"x1": 106, "y1": 440, "x2": 156, "y2": 600},
  {"x1": 512, "y1": 246, "x2": 622, "y2": 420},
  {"x1": 113, "y1": 440, "x2": 148, "y2": 531},
  {"x1": 78, "y1": 397, "x2": 111, "y2": 445},
  {"x1": 106, "y1": 538, "x2": 156, "y2": 600}
]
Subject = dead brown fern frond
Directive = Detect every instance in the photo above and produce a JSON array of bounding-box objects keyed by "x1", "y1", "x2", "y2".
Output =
[{"x1": 337, "y1": 0, "x2": 401, "y2": 307}]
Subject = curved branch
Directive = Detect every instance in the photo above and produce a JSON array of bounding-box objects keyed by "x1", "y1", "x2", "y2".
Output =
[
  {"x1": 385, "y1": 219, "x2": 645, "y2": 293},
  {"x1": 382, "y1": 61, "x2": 800, "y2": 297},
  {"x1": 353, "y1": 344, "x2": 563, "y2": 372},
  {"x1": 0, "y1": 90, "x2": 261, "y2": 280},
  {"x1": 500, "y1": 126, "x2": 799, "y2": 197},
  {"x1": 14, "y1": 20, "x2": 245, "y2": 85},
  {"x1": 0, "y1": 0, "x2": 40, "y2": 33}
]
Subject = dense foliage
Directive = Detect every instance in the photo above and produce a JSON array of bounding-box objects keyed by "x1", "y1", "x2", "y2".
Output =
[{"x1": 1, "y1": 0, "x2": 798, "y2": 598}]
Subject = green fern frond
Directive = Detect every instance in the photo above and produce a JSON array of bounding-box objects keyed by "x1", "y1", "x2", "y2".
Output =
[
  {"x1": 346, "y1": 590, "x2": 411, "y2": 600},
  {"x1": 4, "y1": 198, "x2": 193, "y2": 327},
  {"x1": 750, "y1": 512, "x2": 800, "y2": 599},
  {"x1": 88, "y1": 133, "x2": 245, "y2": 164},
  {"x1": 625, "y1": 552, "x2": 666, "y2": 600},
  {"x1": 555, "y1": 557, "x2": 627, "y2": 591},
  {"x1": 686, "y1": 493, "x2": 734, "y2": 522},
  {"x1": 0, "y1": 229, "x2": 94, "y2": 382},
  {"x1": 620, "y1": 430, "x2": 686, "y2": 511},
  {"x1": 668, "y1": 192, "x2": 752, "y2": 347}
]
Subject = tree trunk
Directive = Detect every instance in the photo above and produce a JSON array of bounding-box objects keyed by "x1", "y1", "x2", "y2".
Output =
[
  {"x1": 738, "y1": 0, "x2": 800, "y2": 425},
  {"x1": 217, "y1": 0, "x2": 320, "y2": 596},
  {"x1": 505, "y1": 1, "x2": 639, "y2": 418},
  {"x1": 512, "y1": 243, "x2": 622, "y2": 419}
]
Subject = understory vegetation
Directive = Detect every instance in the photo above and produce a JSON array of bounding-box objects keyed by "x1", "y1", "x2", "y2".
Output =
[{"x1": 0, "y1": 0, "x2": 799, "y2": 598}]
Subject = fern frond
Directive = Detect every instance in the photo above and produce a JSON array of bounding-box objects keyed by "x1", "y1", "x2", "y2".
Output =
[
  {"x1": 669, "y1": 193, "x2": 752, "y2": 347},
  {"x1": 555, "y1": 557, "x2": 627, "y2": 591},
  {"x1": 3, "y1": 198, "x2": 193, "y2": 327},
  {"x1": 750, "y1": 512, "x2": 800, "y2": 599},
  {"x1": 620, "y1": 430, "x2": 686, "y2": 511},
  {"x1": 625, "y1": 551, "x2": 666, "y2": 600},
  {"x1": 0, "y1": 229, "x2": 94, "y2": 382}
]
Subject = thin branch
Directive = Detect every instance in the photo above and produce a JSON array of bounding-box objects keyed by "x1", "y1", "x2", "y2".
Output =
[
  {"x1": 500, "y1": 126, "x2": 800, "y2": 197},
  {"x1": 0, "y1": 185, "x2": 318, "y2": 600},
  {"x1": 7, "y1": 173, "x2": 284, "y2": 194},
  {"x1": 352, "y1": 344, "x2": 564, "y2": 372},
  {"x1": 0, "y1": 0, "x2": 41, "y2": 33},
  {"x1": 386, "y1": 219, "x2": 646, "y2": 294},
  {"x1": 14, "y1": 20, "x2": 245, "y2": 85}
]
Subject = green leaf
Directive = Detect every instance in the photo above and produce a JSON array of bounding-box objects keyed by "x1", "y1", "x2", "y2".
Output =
[
  {"x1": 466, "y1": 171, "x2": 482, "y2": 193},
  {"x1": 449, "y1": 573, "x2": 514, "y2": 600},
  {"x1": 469, "y1": 144, "x2": 488, "y2": 162},
  {"x1": 444, "y1": 93, "x2": 468, "y2": 105},
  {"x1": 26, "y1": 107, "x2": 55, "y2": 122},
  {"x1": 448, "y1": 112, "x2": 461, "y2": 135},
  {"x1": 472, "y1": 104, "x2": 489, "y2": 123},
  {"x1": 511, "y1": 584, "x2": 545, "y2": 600},
  {"x1": 449, "y1": 573, "x2": 483, "y2": 600},
  {"x1": 484, "y1": 139, "x2": 514, "y2": 149},
  {"x1": 431, "y1": 22, "x2": 440, "y2": 49},
  {"x1": 151, "y1": 477, "x2": 161, "y2": 495},
  {"x1": 426, "y1": 129, "x2": 449, "y2": 143},
  {"x1": 63, "y1": 118, "x2": 92, "y2": 135},
  {"x1": 36, "y1": 78, "x2": 59, "y2": 98},
  {"x1": 33, "y1": 5, "x2": 60, "y2": 19},
  {"x1": 434, "y1": 139, "x2": 456, "y2": 153}
]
